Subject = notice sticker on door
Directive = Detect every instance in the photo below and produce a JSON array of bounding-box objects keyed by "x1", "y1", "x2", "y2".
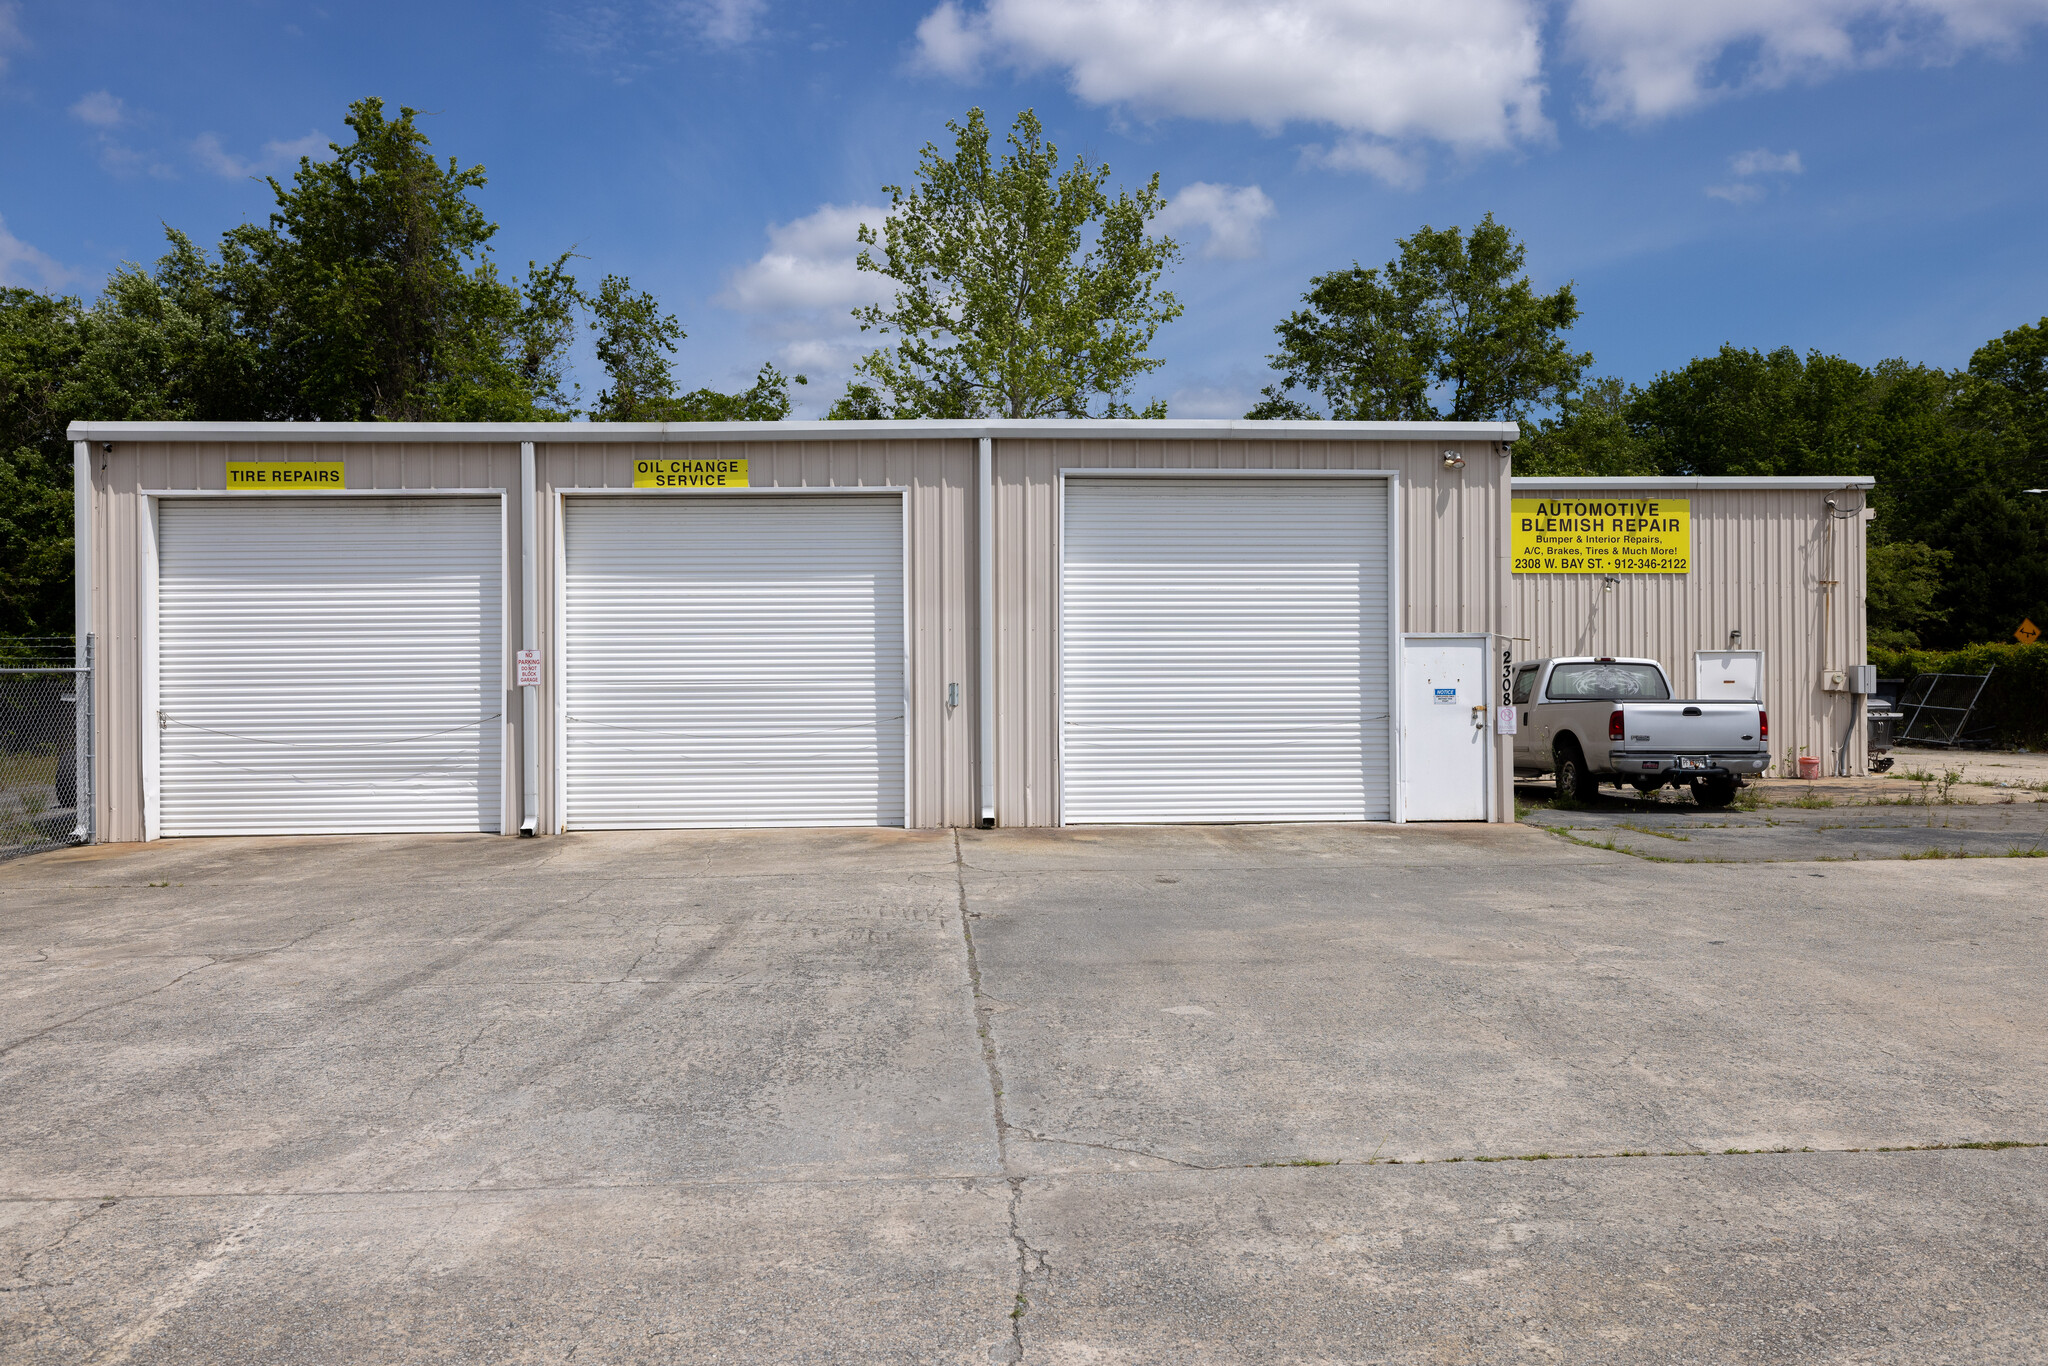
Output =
[{"x1": 1434, "y1": 687, "x2": 1457, "y2": 704}]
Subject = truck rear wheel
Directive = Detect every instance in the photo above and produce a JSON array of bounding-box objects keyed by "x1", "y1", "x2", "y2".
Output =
[
  {"x1": 1554, "y1": 741, "x2": 1600, "y2": 804},
  {"x1": 1691, "y1": 776, "x2": 1739, "y2": 809}
]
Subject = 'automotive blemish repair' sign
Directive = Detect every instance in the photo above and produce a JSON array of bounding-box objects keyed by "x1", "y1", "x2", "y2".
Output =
[
  {"x1": 634, "y1": 458, "x2": 749, "y2": 488},
  {"x1": 226, "y1": 461, "x2": 345, "y2": 489},
  {"x1": 1512, "y1": 497, "x2": 1690, "y2": 574}
]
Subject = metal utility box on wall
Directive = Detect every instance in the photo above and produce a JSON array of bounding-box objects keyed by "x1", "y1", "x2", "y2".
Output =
[
  {"x1": 1695, "y1": 650, "x2": 1763, "y2": 701},
  {"x1": 71, "y1": 418, "x2": 1521, "y2": 842},
  {"x1": 1513, "y1": 476, "x2": 1875, "y2": 777}
]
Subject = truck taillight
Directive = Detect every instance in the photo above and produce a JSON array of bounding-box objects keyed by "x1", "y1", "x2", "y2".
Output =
[
  {"x1": 1609, "y1": 709, "x2": 1624, "y2": 740},
  {"x1": 1759, "y1": 710, "x2": 1769, "y2": 739}
]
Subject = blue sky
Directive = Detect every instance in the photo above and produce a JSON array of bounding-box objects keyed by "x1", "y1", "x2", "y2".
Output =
[{"x1": 3, "y1": 0, "x2": 2045, "y2": 418}]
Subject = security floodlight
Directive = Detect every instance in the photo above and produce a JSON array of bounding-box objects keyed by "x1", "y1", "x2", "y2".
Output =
[{"x1": 1442, "y1": 450, "x2": 1465, "y2": 470}]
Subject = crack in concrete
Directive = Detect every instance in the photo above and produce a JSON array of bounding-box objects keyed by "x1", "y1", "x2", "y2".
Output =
[
  {"x1": 0, "y1": 958, "x2": 220, "y2": 1060},
  {"x1": 955, "y1": 831, "x2": 1040, "y2": 1363}
]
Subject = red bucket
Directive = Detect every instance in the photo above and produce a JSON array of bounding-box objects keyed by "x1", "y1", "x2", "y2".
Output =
[{"x1": 1797, "y1": 756, "x2": 1821, "y2": 780}]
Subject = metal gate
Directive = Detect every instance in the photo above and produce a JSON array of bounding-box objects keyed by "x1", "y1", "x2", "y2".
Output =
[{"x1": 0, "y1": 635, "x2": 92, "y2": 860}]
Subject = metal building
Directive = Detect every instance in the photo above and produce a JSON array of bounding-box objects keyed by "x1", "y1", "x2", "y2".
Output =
[
  {"x1": 1511, "y1": 475, "x2": 1876, "y2": 776},
  {"x1": 69, "y1": 420, "x2": 1520, "y2": 841}
]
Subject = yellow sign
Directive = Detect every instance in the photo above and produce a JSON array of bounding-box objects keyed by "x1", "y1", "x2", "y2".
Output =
[
  {"x1": 226, "y1": 461, "x2": 345, "y2": 489},
  {"x1": 633, "y1": 457, "x2": 749, "y2": 489},
  {"x1": 1512, "y1": 497, "x2": 1690, "y2": 574},
  {"x1": 2019, "y1": 618, "x2": 2041, "y2": 644}
]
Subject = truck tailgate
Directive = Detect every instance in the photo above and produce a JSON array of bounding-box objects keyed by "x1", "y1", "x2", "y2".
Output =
[{"x1": 1622, "y1": 703, "x2": 1762, "y2": 752}]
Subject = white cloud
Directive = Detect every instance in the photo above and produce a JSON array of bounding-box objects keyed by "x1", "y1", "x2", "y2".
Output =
[
  {"x1": 1300, "y1": 139, "x2": 1427, "y2": 188},
  {"x1": 914, "y1": 1, "x2": 986, "y2": 77},
  {"x1": 716, "y1": 203, "x2": 895, "y2": 408},
  {"x1": 1567, "y1": 0, "x2": 2048, "y2": 121},
  {"x1": 1705, "y1": 182, "x2": 1767, "y2": 203},
  {"x1": 0, "y1": 2, "x2": 27, "y2": 77},
  {"x1": 717, "y1": 202, "x2": 889, "y2": 313},
  {"x1": 1730, "y1": 147, "x2": 1804, "y2": 176},
  {"x1": 913, "y1": 0, "x2": 1550, "y2": 157},
  {"x1": 669, "y1": 0, "x2": 766, "y2": 44},
  {"x1": 0, "y1": 213, "x2": 75, "y2": 289},
  {"x1": 69, "y1": 89, "x2": 125, "y2": 128},
  {"x1": 191, "y1": 130, "x2": 328, "y2": 179},
  {"x1": 1707, "y1": 145, "x2": 1805, "y2": 203},
  {"x1": 1152, "y1": 182, "x2": 1276, "y2": 260}
]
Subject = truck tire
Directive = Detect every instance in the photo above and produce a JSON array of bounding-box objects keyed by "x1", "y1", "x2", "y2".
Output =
[
  {"x1": 1554, "y1": 741, "x2": 1600, "y2": 804},
  {"x1": 1690, "y1": 776, "x2": 1738, "y2": 809}
]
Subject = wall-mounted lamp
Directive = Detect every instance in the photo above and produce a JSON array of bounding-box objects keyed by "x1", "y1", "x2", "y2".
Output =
[
  {"x1": 1729, "y1": 628, "x2": 1742, "y2": 647},
  {"x1": 1441, "y1": 450, "x2": 1465, "y2": 470},
  {"x1": 1602, "y1": 575, "x2": 1619, "y2": 593}
]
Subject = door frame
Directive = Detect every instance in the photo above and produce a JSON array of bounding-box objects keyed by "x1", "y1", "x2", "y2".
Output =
[
  {"x1": 1399, "y1": 632, "x2": 1495, "y2": 822},
  {"x1": 141, "y1": 489, "x2": 512, "y2": 841},
  {"x1": 1054, "y1": 468, "x2": 1404, "y2": 825},
  {"x1": 551, "y1": 486, "x2": 911, "y2": 833}
]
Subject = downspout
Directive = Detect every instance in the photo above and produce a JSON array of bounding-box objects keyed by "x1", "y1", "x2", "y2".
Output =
[
  {"x1": 978, "y1": 436, "x2": 996, "y2": 827},
  {"x1": 73, "y1": 440, "x2": 92, "y2": 843},
  {"x1": 519, "y1": 441, "x2": 540, "y2": 835}
]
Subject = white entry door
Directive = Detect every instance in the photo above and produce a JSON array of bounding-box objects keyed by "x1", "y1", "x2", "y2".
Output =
[
  {"x1": 155, "y1": 497, "x2": 504, "y2": 836},
  {"x1": 1060, "y1": 476, "x2": 1392, "y2": 824},
  {"x1": 1400, "y1": 635, "x2": 1490, "y2": 821},
  {"x1": 1695, "y1": 650, "x2": 1763, "y2": 700},
  {"x1": 561, "y1": 495, "x2": 904, "y2": 829}
]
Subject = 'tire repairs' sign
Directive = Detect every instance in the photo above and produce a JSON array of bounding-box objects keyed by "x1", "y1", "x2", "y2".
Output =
[
  {"x1": 1512, "y1": 497, "x2": 1690, "y2": 574},
  {"x1": 226, "y1": 461, "x2": 346, "y2": 489},
  {"x1": 633, "y1": 458, "x2": 749, "y2": 489}
]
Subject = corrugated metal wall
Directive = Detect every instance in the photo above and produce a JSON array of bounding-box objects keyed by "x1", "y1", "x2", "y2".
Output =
[
  {"x1": 88, "y1": 441, "x2": 521, "y2": 842},
  {"x1": 531, "y1": 439, "x2": 977, "y2": 830},
  {"x1": 989, "y1": 438, "x2": 1514, "y2": 825},
  {"x1": 1511, "y1": 484, "x2": 1871, "y2": 775},
  {"x1": 90, "y1": 431, "x2": 1510, "y2": 837}
]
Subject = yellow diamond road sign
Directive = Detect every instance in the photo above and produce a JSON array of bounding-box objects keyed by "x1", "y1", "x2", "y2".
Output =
[{"x1": 2019, "y1": 617, "x2": 2041, "y2": 644}]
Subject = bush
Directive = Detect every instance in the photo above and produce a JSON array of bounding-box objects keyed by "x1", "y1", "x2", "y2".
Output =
[{"x1": 1869, "y1": 641, "x2": 2048, "y2": 748}]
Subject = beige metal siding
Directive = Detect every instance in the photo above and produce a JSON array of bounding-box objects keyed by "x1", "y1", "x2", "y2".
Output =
[
  {"x1": 531, "y1": 439, "x2": 977, "y2": 831},
  {"x1": 86, "y1": 441, "x2": 523, "y2": 842},
  {"x1": 1512, "y1": 484, "x2": 1871, "y2": 776},
  {"x1": 990, "y1": 438, "x2": 1513, "y2": 825}
]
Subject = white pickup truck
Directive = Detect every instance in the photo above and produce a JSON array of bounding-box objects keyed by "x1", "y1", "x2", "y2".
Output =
[{"x1": 1509, "y1": 657, "x2": 1769, "y2": 808}]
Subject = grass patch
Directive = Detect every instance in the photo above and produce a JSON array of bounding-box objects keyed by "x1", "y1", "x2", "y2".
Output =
[{"x1": 1616, "y1": 821, "x2": 1692, "y2": 841}]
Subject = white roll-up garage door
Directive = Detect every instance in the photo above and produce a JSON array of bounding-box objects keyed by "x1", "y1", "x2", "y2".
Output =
[
  {"x1": 156, "y1": 498, "x2": 503, "y2": 835},
  {"x1": 561, "y1": 496, "x2": 904, "y2": 828},
  {"x1": 1061, "y1": 477, "x2": 1391, "y2": 823}
]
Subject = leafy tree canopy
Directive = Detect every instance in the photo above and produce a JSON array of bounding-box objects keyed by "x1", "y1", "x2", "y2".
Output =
[
  {"x1": 1250, "y1": 212, "x2": 1588, "y2": 422},
  {"x1": 844, "y1": 107, "x2": 1181, "y2": 419}
]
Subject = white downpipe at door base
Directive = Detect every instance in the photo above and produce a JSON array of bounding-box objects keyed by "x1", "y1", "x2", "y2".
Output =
[
  {"x1": 520, "y1": 441, "x2": 540, "y2": 835},
  {"x1": 978, "y1": 436, "x2": 995, "y2": 827}
]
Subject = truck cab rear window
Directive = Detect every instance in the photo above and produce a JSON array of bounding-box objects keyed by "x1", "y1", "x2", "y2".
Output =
[{"x1": 1545, "y1": 663, "x2": 1670, "y2": 700}]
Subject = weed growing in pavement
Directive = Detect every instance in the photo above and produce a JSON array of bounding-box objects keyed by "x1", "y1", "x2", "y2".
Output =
[{"x1": 1617, "y1": 821, "x2": 1692, "y2": 841}]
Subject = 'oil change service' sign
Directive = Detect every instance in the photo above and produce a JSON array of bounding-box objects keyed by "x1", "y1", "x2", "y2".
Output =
[
  {"x1": 1512, "y1": 497, "x2": 1689, "y2": 574},
  {"x1": 634, "y1": 458, "x2": 749, "y2": 488}
]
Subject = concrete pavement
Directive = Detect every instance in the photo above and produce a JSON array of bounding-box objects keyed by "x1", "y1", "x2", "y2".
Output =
[{"x1": 2, "y1": 823, "x2": 2042, "y2": 1363}]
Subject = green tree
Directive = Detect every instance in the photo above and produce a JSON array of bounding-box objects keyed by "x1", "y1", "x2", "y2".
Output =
[
  {"x1": 1865, "y1": 540, "x2": 1951, "y2": 650},
  {"x1": 588, "y1": 274, "x2": 685, "y2": 421},
  {"x1": 218, "y1": 98, "x2": 533, "y2": 421},
  {"x1": 1962, "y1": 316, "x2": 2047, "y2": 489},
  {"x1": 846, "y1": 107, "x2": 1181, "y2": 419},
  {"x1": 588, "y1": 276, "x2": 805, "y2": 421},
  {"x1": 1251, "y1": 213, "x2": 1587, "y2": 422},
  {"x1": 1932, "y1": 488, "x2": 2048, "y2": 645},
  {"x1": 1512, "y1": 376, "x2": 1657, "y2": 476}
]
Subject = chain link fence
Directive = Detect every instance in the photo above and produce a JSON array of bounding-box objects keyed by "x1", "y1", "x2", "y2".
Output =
[{"x1": 1, "y1": 635, "x2": 92, "y2": 861}]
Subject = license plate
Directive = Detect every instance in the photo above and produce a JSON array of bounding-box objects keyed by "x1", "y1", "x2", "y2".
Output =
[{"x1": 1674, "y1": 757, "x2": 1710, "y2": 771}]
